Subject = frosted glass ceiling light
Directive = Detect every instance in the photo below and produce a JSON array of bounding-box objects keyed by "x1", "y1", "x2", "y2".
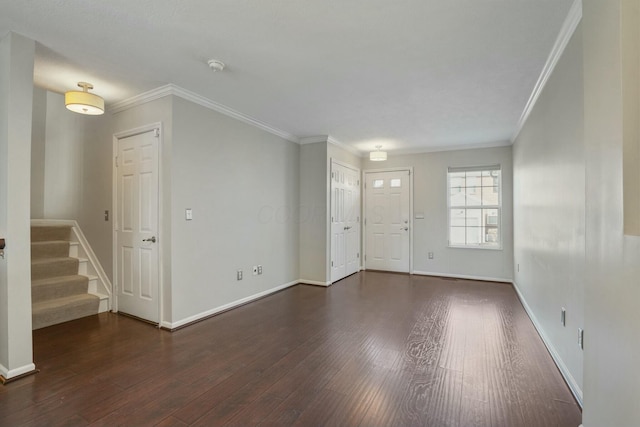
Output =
[
  {"x1": 65, "y1": 82, "x2": 104, "y2": 115},
  {"x1": 369, "y1": 145, "x2": 387, "y2": 161}
]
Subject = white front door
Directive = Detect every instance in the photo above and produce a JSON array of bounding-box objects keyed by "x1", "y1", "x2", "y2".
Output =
[
  {"x1": 330, "y1": 161, "x2": 360, "y2": 283},
  {"x1": 364, "y1": 170, "x2": 411, "y2": 273},
  {"x1": 115, "y1": 129, "x2": 159, "y2": 323}
]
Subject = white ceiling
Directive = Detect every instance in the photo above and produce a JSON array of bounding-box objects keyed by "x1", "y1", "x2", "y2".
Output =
[{"x1": 0, "y1": 0, "x2": 574, "y2": 154}]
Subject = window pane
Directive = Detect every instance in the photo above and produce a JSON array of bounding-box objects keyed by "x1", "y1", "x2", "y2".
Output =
[
  {"x1": 373, "y1": 179, "x2": 384, "y2": 188},
  {"x1": 466, "y1": 227, "x2": 483, "y2": 245},
  {"x1": 449, "y1": 172, "x2": 466, "y2": 188},
  {"x1": 465, "y1": 208, "x2": 482, "y2": 226},
  {"x1": 390, "y1": 178, "x2": 401, "y2": 188},
  {"x1": 465, "y1": 187, "x2": 481, "y2": 204},
  {"x1": 450, "y1": 189, "x2": 466, "y2": 207},
  {"x1": 450, "y1": 226, "x2": 466, "y2": 246},
  {"x1": 450, "y1": 209, "x2": 466, "y2": 227},
  {"x1": 481, "y1": 187, "x2": 499, "y2": 205}
]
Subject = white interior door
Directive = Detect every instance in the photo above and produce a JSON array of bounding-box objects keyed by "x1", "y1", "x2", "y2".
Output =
[
  {"x1": 365, "y1": 170, "x2": 411, "y2": 272},
  {"x1": 115, "y1": 129, "x2": 159, "y2": 323},
  {"x1": 331, "y1": 161, "x2": 360, "y2": 283}
]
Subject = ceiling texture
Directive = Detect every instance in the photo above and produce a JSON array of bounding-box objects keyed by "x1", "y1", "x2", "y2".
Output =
[{"x1": 0, "y1": 0, "x2": 574, "y2": 155}]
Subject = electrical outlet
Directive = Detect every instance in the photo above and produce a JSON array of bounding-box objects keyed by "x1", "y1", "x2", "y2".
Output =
[
  {"x1": 185, "y1": 208, "x2": 193, "y2": 220},
  {"x1": 428, "y1": 252, "x2": 434, "y2": 259},
  {"x1": 578, "y1": 328, "x2": 584, "y2": 349},
  {"x1": 561, "y1": 307, "x2": 566, "y2": 326},
  {"x1": 257, "y1": 265, "x2": 263, "y2": 275},
  {"x1": 252, "y1": 266, "x2": 258, "y2": 275},
  {"x1": 237, "y1": 270, "x2": 243, "y2": 281}
]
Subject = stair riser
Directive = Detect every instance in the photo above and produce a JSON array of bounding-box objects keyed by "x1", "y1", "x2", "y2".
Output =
[
  {"x1": 32, "y1": 259, "x2": 79, "y2": 280},
  {"x1": 32, "y1": 279, "x2": 89, "y2": 303},
  {"x1": 31, "y1": 226, "x2": 71, "y2": 242},
  {"x1": 31, "y1": 242, "x2": 70, "y2": 259},
  {"x1": 32, "y1": 298, "x2": 100, "y2": 330}
]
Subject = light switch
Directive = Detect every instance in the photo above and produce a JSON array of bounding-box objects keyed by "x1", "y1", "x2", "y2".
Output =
[{"x1": 185, "y1": 208, "x2": 193, "y2": 220}]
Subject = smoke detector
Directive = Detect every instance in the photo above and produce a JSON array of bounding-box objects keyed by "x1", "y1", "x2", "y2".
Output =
[{"x1": 207, "y1": 59, "x2": 225, "y2": 72}]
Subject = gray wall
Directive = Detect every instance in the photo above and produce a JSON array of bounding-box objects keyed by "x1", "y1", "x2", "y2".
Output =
[
  {"x1": 30, "y1": 89, "x2": 114, "y2": 281},
  {"x1": 362, "y1": 146, "x2": 514, "y2": 281},
  {"x1": 170, "y1": 96, "x2": 299, "y2": 323},
  {"x1": 583, "y1": 0, "x2": 640, "y2": 425},
  {"x1": 512, "y1": 25, "x2": 584, "y2": 398}
]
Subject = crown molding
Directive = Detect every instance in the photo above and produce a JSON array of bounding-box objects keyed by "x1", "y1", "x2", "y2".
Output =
[
  {"x1": 511, "y1": 0, "x2": 582, "y2": 143},
  {"x1": 110, "y1": 84, "x2": 300, "y2": 143},
  {"x1": 299, "y1": 135, "x2": 364, "y2": 157},
  {"x1": 382, "y1": 139, "x2": 512, "y2": 157}
]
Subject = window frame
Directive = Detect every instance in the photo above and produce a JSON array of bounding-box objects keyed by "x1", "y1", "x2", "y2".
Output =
[{"x1": 446, "y1": 165, "x2": 503, "y2": 250}]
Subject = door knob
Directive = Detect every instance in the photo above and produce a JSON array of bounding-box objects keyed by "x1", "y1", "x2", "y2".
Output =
[
  {"x1": 142, "y1": 236, "x2": 157, "y2": 243},
  {"x1": 402, "y1": 227, "x2": 408, "y2": 231}
]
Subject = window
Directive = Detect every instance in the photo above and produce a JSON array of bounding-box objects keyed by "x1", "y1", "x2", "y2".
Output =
[{"x1": 447, "y1": 165, "x2": 501, "y2": 249}]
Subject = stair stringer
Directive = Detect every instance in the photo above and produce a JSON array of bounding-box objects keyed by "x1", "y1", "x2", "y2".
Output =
[{"x1": 31, "y1": 219, "x2": 112, "y2": 312}]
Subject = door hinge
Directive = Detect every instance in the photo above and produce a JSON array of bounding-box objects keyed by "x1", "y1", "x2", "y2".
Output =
[
  {"x1": 357, "y1": 253, "x2": 360, "y2": 258},
  {"x1": 331, "y1": 261, "x2": 334, "y2": 267},
  {"x1": 357, "y1": 179, "x2": 360, "y2": 185},
  {"x1": 154, "y1": 128, "x2": 160, "y2": 137},
  {"x1": 115, "y1": 156, "x2": 118, "y2": 167},
  {"x1": 332, "y1": 172, "x2": 335, "y2": 178},
  {"x1": 357, "y1": 216, "x2": 359, "y2": 222}
]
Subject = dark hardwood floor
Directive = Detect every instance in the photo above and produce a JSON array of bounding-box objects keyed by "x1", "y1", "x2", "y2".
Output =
[{"x1": 0, "y1": 272, "x2": 582, "y2": 426}]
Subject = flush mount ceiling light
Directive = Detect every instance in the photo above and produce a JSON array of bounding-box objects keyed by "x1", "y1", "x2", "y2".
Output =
[
  {"x1": 207, "y1": 59, "x2": 225, "y2": 72},
  {"x1": 65, "y1": 82, "x2": 104, "y2": 115},
  {"x1": 369, "y1": 145, "x2": 388, "y2": 161}
]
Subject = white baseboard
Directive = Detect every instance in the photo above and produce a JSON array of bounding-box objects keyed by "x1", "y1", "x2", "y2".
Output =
[
  {"x1": 299, "y1": 279, "x2": 331, "y2": 287},
  {"x1": 512, "y1": 280, "x2": 584, "y2": 407},
  {"x1": 0, "y1": 362, "x2": 36, "y2": 379},
  {"x1": 163, "y1": 279, "x2": 299, "y2": 329},
  {"x1": 412, "y1": 270, "x2": 512, "y2": 283}
]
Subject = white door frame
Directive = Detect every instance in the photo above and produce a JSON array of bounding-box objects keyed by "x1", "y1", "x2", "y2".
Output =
[
  {"x1": 329, "y1": 158, "x2": 361, "y2": 283},
  {"x1": 112, "y1": 122, "x2": 163, "y2": 324},
  {"x1": 362, "y1": 167, "x2": 414, "y2": 274}
]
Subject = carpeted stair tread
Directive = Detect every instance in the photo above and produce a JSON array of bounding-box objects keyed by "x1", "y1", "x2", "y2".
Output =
[
  {"x1": 32, "y1": 275, "x2": 89, "y2": 303},
  {"x1": 31, "y1": 225, "x2": 72, "y2": 242},
  {"x1": 31, "y1": 257, "x2": 79, "y2": 280},
  {"x1": 32, "y1": 294, "x2": 100, "y2": 330},
  {"x1": 31, "y1": 240, "x2": 71, "y2": 259}
]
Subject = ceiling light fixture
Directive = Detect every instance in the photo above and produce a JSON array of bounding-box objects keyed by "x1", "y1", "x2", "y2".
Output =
[
  {"x1": 65, "y1": 82, "x2": 104, "y2": 115},
  {"x1": 369, "y1": 145, "x2": 388, "y2": 161},
  {"x1": 207, "y1": 59, "x2": 225, "y2": 72}
]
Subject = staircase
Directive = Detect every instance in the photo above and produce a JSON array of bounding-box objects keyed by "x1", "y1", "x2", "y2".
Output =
[{"x1": 31, "y1": 225, "x2": 106, "y2": 329}]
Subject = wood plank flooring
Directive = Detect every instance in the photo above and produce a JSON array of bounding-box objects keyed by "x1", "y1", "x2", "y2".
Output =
[{"x1": 0, "y1": 272, "x2": 582, "y2": 426}]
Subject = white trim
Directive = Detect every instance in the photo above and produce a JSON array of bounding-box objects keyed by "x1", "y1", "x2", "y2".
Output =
[
  {"x1": 110, "y1": 84, "x2": 299, "y2": 143},
  {"x1": 512, "y1": 280, "x2": 584, "y2": 407},
  {"x1": 0, "y1": 362, "x2": 36, "y2": 379},
  {"x1": 164, "y1": 280, "x2": 299, "y2": 329},
  {"x1": 362, "y1": 167, "x2": 414, "y2": 274},
  {"x1": 412, "y1": 271, "x2": 512, "y2": 284},
  {"x1": 511, "y1": 0, "x2": 583, "y2": 143},
  {"x1": 112, "y1": 123, "x2": 164, "y2": 324},
  {"x1": 388, "y1": 140, "x2": 512, "y2": 156},
  {"x1": 299, "y1": 279, "x2": 331, "y2": 287}
]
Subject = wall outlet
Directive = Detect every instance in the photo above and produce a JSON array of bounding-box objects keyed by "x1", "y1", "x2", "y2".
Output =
[
  {"x1": 561, "y1": 307, "x2": 566, "y2": 326},
  {"x1": 257, "y1": 265, "x2": 263, "y2": 275},
  {"x1": 237, "y1": 270, "x2": 243, "y2": 281},
  {"x1": 252, "y1": 266, "x2": 258, "y2": 275},
  {"x1": 428, "y1": 252, "x2": 434, "y2": 259},
  {"x1": 185, "y1": 208, "x2": 193, "y2": 220}
]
